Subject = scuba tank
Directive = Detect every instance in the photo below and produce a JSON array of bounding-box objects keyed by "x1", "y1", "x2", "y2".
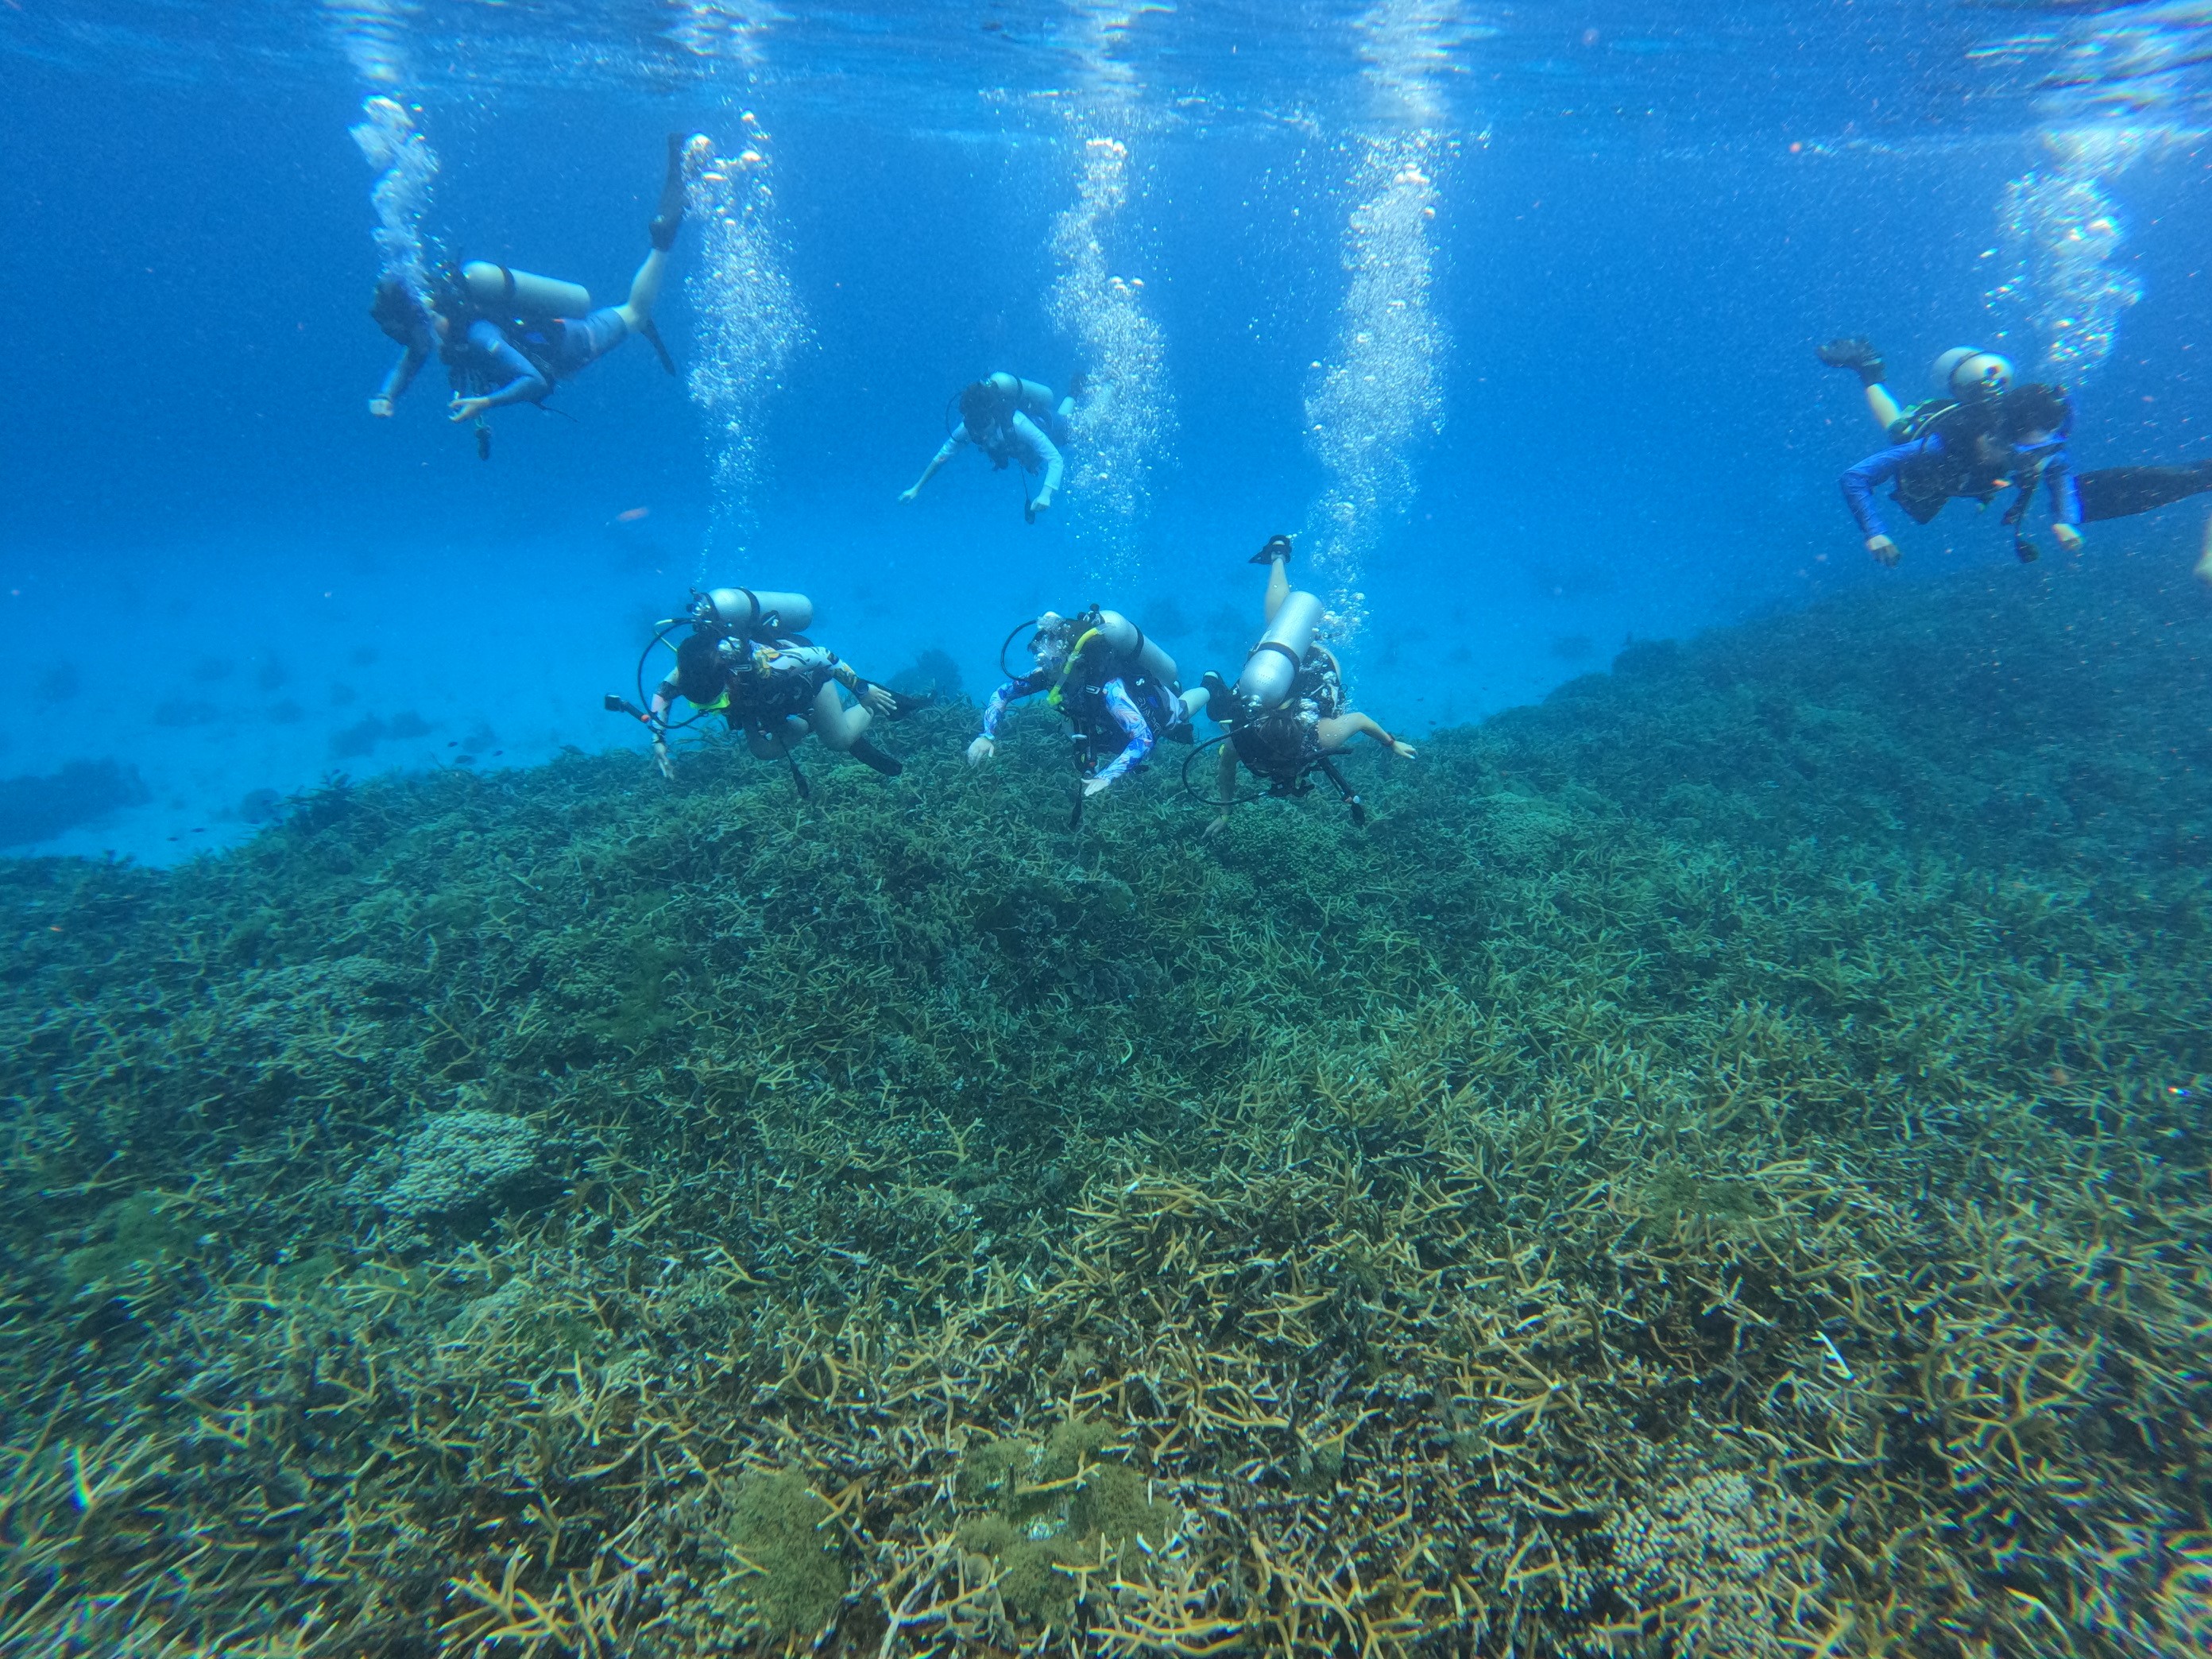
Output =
[
  {"x1": 1232, "y1": 589, "x2": 1324, "y2": 711},
  {"x1": 699, "y1": 587, "x2": 814, "y2": 637},
  {"x1": 461, "y1": 261, "x2": 593, "y2": 321},
  {"x1": 1089, "y1": 609, "x2": 1180, "y2": 691}
]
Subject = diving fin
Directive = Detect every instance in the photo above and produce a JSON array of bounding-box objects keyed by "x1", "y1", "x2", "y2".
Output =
[
  {"x1": 1249, "y1": 533, "x2": 1294, "y2": 565},
  {"x1": 849, "y1": 737, "x2": 903, "y2": 777},
  {"x1": 638, "y1": 316, "x2": 677, "y2": 376},
  {"x1": 888, "y1": 686, "x2": 935, "y2": 719},
  {"x1": 648, "y1": 133, "x2": 689, "y2": 253}
]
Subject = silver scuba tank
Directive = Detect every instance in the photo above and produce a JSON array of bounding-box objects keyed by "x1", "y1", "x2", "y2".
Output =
[
  {"x1": 705, "y1": 588, "x2": 814, "y2": 636},
  {"x1": 462, "y1": 261, "x2": 593, "y2": 320},
  {"x1": 1232, "y1": 589, "x2": 1324, "y2": 711},
  {"x1": 1092, "y1": 609, "x2": 1180, "y2": 690}
]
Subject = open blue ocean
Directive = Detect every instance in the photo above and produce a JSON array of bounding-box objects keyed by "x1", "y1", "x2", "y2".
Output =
[
  {"x1": 1, "y1": 1, "x2": 2202, "y2": 857},
  {"x1": 6, "y1": 4, "x2": 2212, "y2": 1655}
]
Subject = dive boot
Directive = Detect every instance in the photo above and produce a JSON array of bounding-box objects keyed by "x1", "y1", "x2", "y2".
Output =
[
  {"x1": 1249, "y1": 533, "x2": 1294, "y2": 565},
  {"x1": 849, "y1": 737, "x2": 904, "y2": 777},
  {"x1": 1816, "y1": 336, "x2": 1887, "y2": 387},
  {"x1": 648, "y1": 133, "x2": 689, "y2": 253}
]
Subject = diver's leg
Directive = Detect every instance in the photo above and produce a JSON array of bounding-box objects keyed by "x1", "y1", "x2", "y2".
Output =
[
  {"x1": 2076, "y1": 461, "x2": 2212, "y2": 524},
  {"x1": 617, "y1": 247, "x2": 671, "y2": 331},
  {"x1": 1864, "y1": 383, "x2": 1904, "y2": 431},
  {"x1": 805, "y1": 683, "x2": 871, "y2": 752},
  {"x1": 1263, "y1": 553, "x2": 1291, "y2": 621}
]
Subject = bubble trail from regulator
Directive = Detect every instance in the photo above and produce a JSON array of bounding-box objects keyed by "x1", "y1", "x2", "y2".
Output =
[
  {"x1": 349, "y1": 96, "x2": 439, "y2": 310},
  {"x1": 1986, "y1": 128, "x2": 2145, "y2": 383},
  {"x1": 686, "y1": 120, "x2": 809, "y2": 570},
  {"x1": 1046, "y1": 3, "x2": 1174, "y2": 578},
  {"x1": 1302, "y1": 0, "x2": 1457, "y2": 636},
  {"x1": 1976, "y1": 5, "x2": 2212, "y2": 381}
]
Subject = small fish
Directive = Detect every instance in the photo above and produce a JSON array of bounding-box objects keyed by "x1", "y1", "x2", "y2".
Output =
[{"x1": 613, "y1": 506, "x2": 651, "y2": 524}]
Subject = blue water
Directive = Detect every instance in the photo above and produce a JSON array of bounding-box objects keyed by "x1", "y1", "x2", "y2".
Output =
[{"x1": 2, "y1": 0, "x2": 2208, "y2": 861}]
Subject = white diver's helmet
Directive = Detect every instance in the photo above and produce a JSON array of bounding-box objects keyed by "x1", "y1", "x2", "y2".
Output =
[{"x1": 1932, "y1": 347, "x2": 2014, "y2": 403}]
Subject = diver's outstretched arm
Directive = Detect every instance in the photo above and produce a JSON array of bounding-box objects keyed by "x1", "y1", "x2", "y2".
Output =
[
  {"x1": 369, "y1": 341, "x2": 430, "y2": 416},
  {"x1": 1204, "y1": 742, "x2": 1241, "y2": 837},
  {"x1": 902, "y1": 432, "x2": 962, "y2": 501},
  {"x1": 1318, "y1": 711, "x2": 1415, "y2": 760}
]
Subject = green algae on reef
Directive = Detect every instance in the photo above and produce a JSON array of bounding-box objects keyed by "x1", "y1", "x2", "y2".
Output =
[{"x1": 2, "y1": 555, "x2": 2211, "y2": 1656}]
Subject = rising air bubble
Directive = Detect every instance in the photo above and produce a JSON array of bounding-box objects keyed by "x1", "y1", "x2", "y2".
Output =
[
  {"x1": 349, "y1": 95, "x2": 439, "y2": 308},
  {"x1": 686, "y1": 127, "x2": 808, "y2": 567},
  {"x1": 1302, "y1": 0, "x2": 1458, "y2": 635},
  {"x1": 1047, "y1": 6, "x2": 1174, "y2": 578}
]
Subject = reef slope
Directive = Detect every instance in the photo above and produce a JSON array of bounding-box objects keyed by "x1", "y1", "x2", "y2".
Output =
[{"x1": 2, "y1": 555, "x2": 2208, "y2": 1657}]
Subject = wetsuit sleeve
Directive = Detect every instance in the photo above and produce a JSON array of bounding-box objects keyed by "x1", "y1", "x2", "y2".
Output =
[
  {"x1": 980, "y1": 672, "x2": 1046, "y2": 739},
  {"x1": 1011, "y1": 412, "x2": 1065, "y2": 505},
  {"x1": 377, "y1": 338, "x2": 431, "y2": 403},
  {"x1": 2044, "y1": 451, "x2": 2081, "y2": 527},
  {"x1": 1840, "y1": 439, "x2": 1922, "y2": 539},
  {"x1": 467, "y1": 319, "x2": 551, "y2": 407},
  {"x1": 785, "y1": 644, "x2": 863, "y2": 694},
  {"x1": 1089, "y1": 678, "x2": 1154, "y2": 785}
]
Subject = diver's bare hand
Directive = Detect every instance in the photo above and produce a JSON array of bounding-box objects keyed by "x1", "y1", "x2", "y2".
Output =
[
  {"x1": 1082, "y1": 775, "x2": 1112, "y2": 798},
  {"x1": 1203, "y1": 813, "x2": 1231, "y2": 841},
  {"x1": 966, "y1": 736, "x2": 996, "y2": 766},
  {"x1": 2053, "y1": 524, "x2": 2083, "y2": 555},
  {"x1": 652, "y1": 740, "x2": 674, "y2": 782},
  {"x1": 449, "y1": 396, "x2": 493, "y2": 423},
  {"x1": 1866, "y1": 535, "x2": 1900, "y2": 567},
  {"x1": 863, "y1": 684, "x2": 896, "y2": 716},
  {"x1": 1390, "y1": 739, "x2": 1417, "y2": 760},
  {"x1": 898, "y1": 486, "x2": 918, "y2": 504},
  {"x1": 368, "y1": 396, "x2": 394, "y2": 419}
]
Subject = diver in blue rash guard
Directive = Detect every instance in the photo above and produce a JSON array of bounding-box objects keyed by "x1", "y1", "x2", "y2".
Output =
[
  {"x1": 1822, "y1": 337, "x2": 2212, "y2": 574},
  {"x1": 969, "y1": 607, "x2": 1206, "y2": 799},
  {"x1": 901, "y1": 373, "x2": 1077, "y2": 523},
  {"x1": 367, "y1": 134, "x2": 699, "y2": 454},
  {"x1": 1819, "y1": 339, "x2": 2081, "y2": 565}
]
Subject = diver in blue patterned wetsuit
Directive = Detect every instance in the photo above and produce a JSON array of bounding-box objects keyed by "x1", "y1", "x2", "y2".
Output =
[
  {"x1": 969, "y1": 607, "x2": 1206, "y2": 799},
  {"x1": 902, "y1": 373, "x2": 1078, "y2": 523},
  {"x1": 367, "y1": 135, "x2": 698, "y2": 454}
]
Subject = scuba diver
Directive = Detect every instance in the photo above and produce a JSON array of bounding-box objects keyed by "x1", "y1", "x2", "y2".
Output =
[
  {"x1": 900, "y1": 373, "x2": 1078, "y2": 524},
  {"x1": 367, "y1": 133, "x2": 701, "y2": 457},
  {"x1": 1196, "y1": 536, "x2": 1415, "y2": 833},
  {"x1": 969, "y1": 605, "x2": 1208, "y2": 813},
  {"x1": 1821, "y1": 337, "x2": 2212, "y2": 567},
  {"x1": 611, "y1": 587, "x2": 930, "y2": 790},
  {"x1": 1818, "y1": 340, "x2": 2079, "y2": 565}
]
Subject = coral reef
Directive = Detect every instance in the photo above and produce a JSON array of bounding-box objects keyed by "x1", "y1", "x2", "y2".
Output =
[
  {"x1": 378, "y1": 1108, "x2": 546, "y2": 1224},
  {"x1": 0, "y1": 555, "x2": 2209, "y2": 1656}
]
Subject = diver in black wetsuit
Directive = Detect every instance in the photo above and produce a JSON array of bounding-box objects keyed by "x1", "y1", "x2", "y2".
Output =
[
  {"x1": 632, "y1": 587, "x2": 930, "y2": 787},
  {"x1": 1821, "y1": 336, "x2": 2212, "y2": 572},
  {"x1": 368, "y1": 134, "x2": 700, "y2": 455}
]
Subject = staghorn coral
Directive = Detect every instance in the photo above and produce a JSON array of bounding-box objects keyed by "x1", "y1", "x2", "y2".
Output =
[{"x1": 0, "y1": 559, "x2": 2207, "y2": 1656}]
